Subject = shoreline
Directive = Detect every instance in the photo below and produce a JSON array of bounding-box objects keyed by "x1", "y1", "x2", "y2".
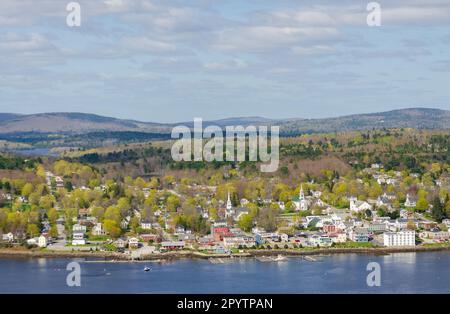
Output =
[{"x1": 1, "y1": 245, "x2": 450, "y2": 261}]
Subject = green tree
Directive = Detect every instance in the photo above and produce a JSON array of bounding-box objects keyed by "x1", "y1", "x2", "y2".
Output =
[
  {"x1": 21, "y1": 183, "x2": 34, "y2": 198},
  {"x1": 50, "y1": 224, "x2": 59, "y2": 238},
  {"x1": 416, "y1": 197, "x2": 429, "y2": 212},
  {"x1": 26, "y1": 224, "x2": 40, "y2": 237},
  {"x1": 103, "y1": 219, "x2": 121, "y2": 238},
  {"x1": 431, "y1": 196, "x2": 445, "y2": 222},
  {"x1": 47, "y1": 208, "x2": 58, "y2": 224},
  {"x1": 238, "y1": 214, "x2": 254, "y2": 232}
]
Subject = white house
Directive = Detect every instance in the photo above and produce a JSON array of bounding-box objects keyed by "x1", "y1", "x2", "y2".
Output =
[
  {"x1": 140, "y1": 219, "x2": 152, "y2": 230},
  {"x1": 349, "y1": 197, "x2": 372, "y2": 212},
  {"x1": 92, "y1": 223, "x2": 106, "y2": 236},
  {"x1": 128, "y1": 237, "x2": 139, "y2": 248},
  {"x1": 383, "y1": 230, "x2": 415, "y2": 247},
  {"x1": 72, "y1": 231, "x2": 86, "y2": 245},
  {"x1": 280, "y1": 233, "x2": 289, "y2": 242},
  {"x1": 405, "y1": 194, "x2": 417, "y2": 207},
  {"x1": 1, "y1": 232, "x2": 14, "y2": 242},
  {"x1": 72, "y1": 224, "x2": 87, "y2": 232},
  {"x1": 240, "y1": 198, "x2": 249, "y2": 206},
  {"x1": 27, "y1": 238, "x2": 38, "y2": 246},
  {"x1": 55, "y1": 176, "x2": 64, "y2": 188},
  {"x1": 329, "y1": 232, "x2": 347, "y2": 243},
  {"x1": 38, "y1": 235, "x2": 47, "y2": 248}
]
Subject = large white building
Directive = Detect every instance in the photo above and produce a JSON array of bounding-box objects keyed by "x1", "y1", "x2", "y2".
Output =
[{"x1": 383, "y1": 230, "x2": 415, "y2": 247}]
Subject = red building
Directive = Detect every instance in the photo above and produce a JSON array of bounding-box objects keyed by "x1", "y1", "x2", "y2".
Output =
[
  {"x1": 140, "y1": 234, "x2": 159, "y2": 243},
  {"x1": 323, "y1": 224, "x2": 336, "y2": 234},
  {"x1": 212, "y1": 227, "x2": 230, "y2": 242}
]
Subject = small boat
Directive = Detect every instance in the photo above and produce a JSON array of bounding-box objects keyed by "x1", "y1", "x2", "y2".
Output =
[
  {"x1": 273, "y1": 254, "x2": 287, "y2": 262},
  {"x1": 304, "y1": 256, "x2": 318, "y2": 262},
  {"x1": 144, "y1": 266, "x2": 151, "y2": 272}
]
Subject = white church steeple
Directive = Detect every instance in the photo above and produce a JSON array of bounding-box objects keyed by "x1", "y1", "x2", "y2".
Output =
[
  {"x1": 299, "y1": 184, "x2": 305, "y2": 200},
  {"x1": 226, "y1": 191, "x2": 232, "y2": 211},
  {"x1": 225, "y1": 191, "x2": 234, "y2": 218}
]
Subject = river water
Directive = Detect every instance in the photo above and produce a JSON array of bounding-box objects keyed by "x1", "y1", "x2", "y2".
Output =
[{"x1": 1, "y1": 252, "x2": 449, "y2": 293}]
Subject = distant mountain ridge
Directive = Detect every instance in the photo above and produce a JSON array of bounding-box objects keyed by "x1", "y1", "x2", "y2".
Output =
[
  {"x1": 0, "y1": 108, "x2": 448, "y2": 135},
  {"x1": 279, "y1": 108, "x2": 450, "y2": 134}
]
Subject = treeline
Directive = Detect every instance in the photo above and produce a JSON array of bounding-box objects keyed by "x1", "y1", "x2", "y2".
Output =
[
  {"x1": 76, "y1": 146, "x2": 172, "y2": 164},
  {"x1": 0, "y1": 155, "x2": 36, "y2": 170},
  {"x1": 76, "y1": 131, "x2": 171, "y2": 142},
  {"x1": 0, "y1": 132, "x2": 64, "y2": 144}
]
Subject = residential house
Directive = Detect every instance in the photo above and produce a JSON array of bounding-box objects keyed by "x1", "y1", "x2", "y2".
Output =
[
  {"x1": 92, "y1": 223, "x2": 105, "y2": 236},
  {"x1": 128, "y1": 237, "x2": 140, "y2": 249},
  {"x1": 308, "y1": 234, "x2": 333, "y2": 247},
  {"x1": 55, "y1": 176, "x2": 64, "y2": 188},
  {"x1": 349, "y1": 197, "x2": 372, "y2": 212},
  {"x1": 367, "y1": 222, "x2": 386, "y2": 233},
  {"x1": 72, "y1": 230, "x2": 86, "y2": 245},
  {"x1": 140, "y1": 234, "x2": 159, "y2": 243},
  {"x1": 114, "y1": 238, "x2": 127, "y2": 249},
  {"x1": 78, "y1": 208, "x2": 90, "y2": 217},
  {"x1": 405, "y1": 194, "x2": 417, "y2": 207},
  {"x1": 1, "y1": 232, "x2": 14, "y2": 242},
  {"x1": 322, "y1": 221, "x2": 336, "y2": 234},
  {"x1": 38, "y1": 235, "x2": 48, "y2": 248},
  {"x1": 72, "y1": 223, "x2": 87, "y2": 232},
  {"x1": 348, "y1": 227, "x2": 370, "y2": 242},
  {"x1": 419, "y1": 230, "x2": 450, "y2": 241},
  {"x1": 140, "y1": 219, "x2": 152, "y2": 230},
  {"x1": 329, "y1": 232, "x2": 347, "y2": 243}
]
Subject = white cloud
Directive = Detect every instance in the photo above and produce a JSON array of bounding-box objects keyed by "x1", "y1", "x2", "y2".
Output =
[
  {"x1": 0, "y1": 33, "x2": 52, "y2": 53},
  {"x1": 213, "y1": 26, "x2": 341, "y2": 52},
  {"x1": 121, "y1": 36, "x2": 177, "y2": 53},
  {"x1": 291, "y1": 45, "x2": 336, "y2": 56},
  {"x1": 203, "y1": 59, "x2": 249, "y2": 71}
]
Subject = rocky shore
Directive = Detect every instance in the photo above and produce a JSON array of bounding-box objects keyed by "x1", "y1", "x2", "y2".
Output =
[{"x1": 1, "y1": 244, "x2": 450, "y2": 261}]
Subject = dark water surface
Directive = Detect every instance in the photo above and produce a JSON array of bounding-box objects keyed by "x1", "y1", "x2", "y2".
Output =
[{"x1": 1, "y1": 252, "x2": 449, "y2": 293}]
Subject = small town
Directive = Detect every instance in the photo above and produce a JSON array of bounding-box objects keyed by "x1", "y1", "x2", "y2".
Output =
[{"x1": 1, "y1": 151, "x2": 449, "y2": 260}]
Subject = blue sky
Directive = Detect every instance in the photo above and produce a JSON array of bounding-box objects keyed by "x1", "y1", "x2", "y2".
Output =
[{"x1": 0, "y1": 0, "x2": 449, "y2": 122}]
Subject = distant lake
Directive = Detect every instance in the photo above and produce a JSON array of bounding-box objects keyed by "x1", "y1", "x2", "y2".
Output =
[
  {"x1": 1, "y1": 252, "x2": 450, "y2": 293},
  {"x1": 6, "y1": 148, "x2": 59, "y2": 157}
]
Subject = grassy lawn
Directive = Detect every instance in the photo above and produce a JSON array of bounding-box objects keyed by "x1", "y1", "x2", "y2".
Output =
[{"x1": 332, "y1": 242, "x2": 375, "y2": 248}]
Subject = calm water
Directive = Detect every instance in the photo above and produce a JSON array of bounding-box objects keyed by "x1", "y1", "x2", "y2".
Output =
[
  {"x1": 6, "y1": 148, "x2": 59, "y2": 157},
  {"x1": 1, "y1": 252, "x2": 449, "y2": 293}
]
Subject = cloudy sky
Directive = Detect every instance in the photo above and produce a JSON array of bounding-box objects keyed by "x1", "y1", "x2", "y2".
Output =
[{"x1": 0, "y1": 0, "x2": 449, "y2": 122}]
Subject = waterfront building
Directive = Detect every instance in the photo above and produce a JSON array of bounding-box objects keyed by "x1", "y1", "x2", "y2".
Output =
[
  {"x1": 383, "y1": 230, "x2": 415, "y2": 247},
  {"x1": 223, "y1": 235, "x2": 256, "y2": 249},
  {"x1": 38, "y1": 235, "x2": 47, "y2": 248},
  {"x1": 348, "y1": 228, "x2": 370, "y2": 242},
  {"x1": 72, "y1": 231, "x2": 86, "y2": 245},
  {"x1": 160, "y1": 241, "x2": 185, "y2": 251}
]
